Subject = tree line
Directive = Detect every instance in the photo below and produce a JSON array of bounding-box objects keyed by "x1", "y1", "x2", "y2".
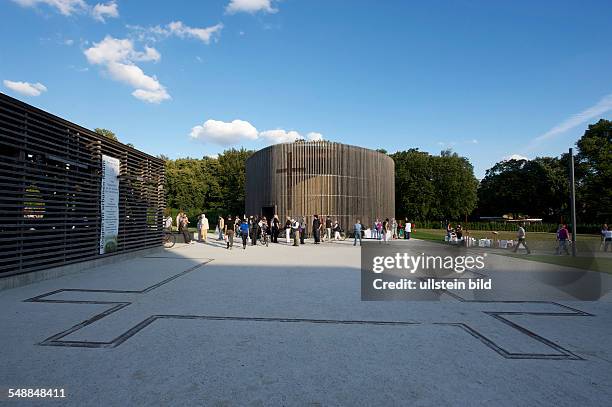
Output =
[{"x1": 162, "y1": 119, "x2": 611, "y2": 226}]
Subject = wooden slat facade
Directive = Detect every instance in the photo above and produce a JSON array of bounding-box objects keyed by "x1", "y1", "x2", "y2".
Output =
[
  {"x1": 0, "y1": 92, "x2": 165, "y2": 278},
  {"x1": 245, "y1": 141, "x2": 395, "y2": 232}
]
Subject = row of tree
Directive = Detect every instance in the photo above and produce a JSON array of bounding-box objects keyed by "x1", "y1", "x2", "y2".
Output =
[
  {"x1": 161, "y1": 119, "x2": 610, "y2": 225},
  {"x1": 475, "y1": 119, "x2": 610, "y2": 224}
]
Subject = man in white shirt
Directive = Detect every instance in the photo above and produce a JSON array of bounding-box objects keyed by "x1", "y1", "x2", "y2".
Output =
[{"x1": 405, "y1": 221, "x2": 412, "y2": 240}]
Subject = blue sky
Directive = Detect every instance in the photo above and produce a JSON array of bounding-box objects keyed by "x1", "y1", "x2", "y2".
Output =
[{"x1": 1, "y1": 0, "x2": 611, "y2": 177}]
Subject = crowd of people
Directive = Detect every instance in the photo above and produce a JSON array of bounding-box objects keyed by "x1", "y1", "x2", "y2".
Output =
[{"x1": 165, "y1": 213, "x2": 414, "y2": 249}]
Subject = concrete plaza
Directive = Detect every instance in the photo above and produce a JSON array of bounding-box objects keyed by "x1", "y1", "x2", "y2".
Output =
[{"x1": 1, "y1": 236, "x2": 611, "y2": 406}]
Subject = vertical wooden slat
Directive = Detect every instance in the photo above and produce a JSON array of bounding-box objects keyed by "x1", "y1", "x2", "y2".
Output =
[{"x1": 245, "y1": 141, "x2": 394, "y2": 232}]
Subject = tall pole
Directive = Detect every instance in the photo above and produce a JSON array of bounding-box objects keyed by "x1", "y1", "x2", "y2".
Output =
[{"x1": 569, "y1": 148, "x2": 577, "y2": 256}]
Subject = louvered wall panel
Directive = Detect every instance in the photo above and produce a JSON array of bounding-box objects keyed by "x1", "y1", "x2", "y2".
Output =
[{"x1": 0, "y1": 92, "x2": 165, "y2": 277}]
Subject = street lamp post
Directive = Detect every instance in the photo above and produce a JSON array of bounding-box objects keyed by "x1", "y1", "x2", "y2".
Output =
[{"x1": 569, "y1": 148, "x2": 577, "y2": 256}]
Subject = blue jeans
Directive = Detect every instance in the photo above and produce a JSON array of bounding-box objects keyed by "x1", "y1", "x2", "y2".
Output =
[{"x1": 354, "y1": 231, "x2": 362, "y2": 246}]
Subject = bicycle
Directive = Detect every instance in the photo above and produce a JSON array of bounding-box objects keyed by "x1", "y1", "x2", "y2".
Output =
[{"x1": 163, "y1": 230, "x2": 176, "y2": 248}]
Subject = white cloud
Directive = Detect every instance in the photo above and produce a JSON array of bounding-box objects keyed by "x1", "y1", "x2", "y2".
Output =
[
  {"x1": 226, "y1": 0, "x2": 277, "y2": 14},
  {"x1": 504, "y1": 154, "x2": 528, "y2": 161},
  {"x1": 167, "y1": 21, "x2": 223, "y2": 44},
  {"x1": 3, "y1": 80, "x2": 47, "y2": 96},
  {"x1": 259, "y1": 129, "x2": 302, "y2": 144},
  {"x1": 84, "y1": 36, "x2": 170, "y2": 103},
  {"x1": 92, "y1": 1, "x2": 118, "y2": 22},
  {"x1": 306, "y1": 132, "x2": 323, "y2": 142},
  {"x1": 189, "y1": 119, "x2": 325, "y2": 146},
  {"x1": 128, "y1": 21, "x2": 223, "y2": 44},
  {"x1": 532, "y1": 93, "x2": 612, "y2": 147},
  {"x1": 190, "y1": 119, "x2": 259, "y2": 146},
  {"x1": 12, "y1": 0, "x2": 87, "y2": 15}
]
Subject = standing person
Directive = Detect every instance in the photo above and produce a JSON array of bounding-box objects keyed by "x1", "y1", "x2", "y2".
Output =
[
  {"x1": 292, "y1": 218, "x2": 300, "y2": 246},
  {"x1": 312, "y1": 215, "x2": 321, "y2": 244},
  {"x1": 260, "y1": 217, "x2": 269, "y2": 247},
  {"x1": 239, "y1": 218, "x2": 250, "y2": 249},
  {"x1": 325, "y1": 217, "x2": 332, "y2": 242},
  {"x1": 200, "y1": 214, "x2": 209, "y2": 243},
  {"x1": 218, "y1": 216, "x2": 225, "y2": 240},
  {"x1": 250, "y1": 216, "x2": 260, "y2": 246},
  {"x1": 353, "y1": 219, "x2": 362, "y2": 246},
  {"x1": 601, "y1": 224, "x2": 609, "y2": 250},
  {"x1": 164, "y1": 214, "x2": 173, "y2": 231},
  {"x1": 382, "y1": 218, "x2": 389, "y2": 243},
  {"x1": 376, "y1": 220, "x2": 383, "y2": 241},
  {"x1": 180, "y1": 214, "x2": 193, "y2": 244},
  {"x1": 556, "y1": 224, "x2": 570, "y2": 255},
  {"x1": 272, "y1": 215, "x2": 280, "y2": 243},
  {"x1": 176, "y1": 211, "x2": 184, "y2": 232},
  {"x1": 391, "y1": 218, "x2": 398, "y2": 239},
  {"x1": 285, "y1": 217, "x2": 292, "y2": 244},
  {"x1": 405, "y1": 221, "x2": 412, "y2": 240},
  {"x1": 513, "y1": 223, "x2": 531, "y2": 254},
  {"x1": 225, "y1": 216, "x2": 234, "y2": 250},
  {"x1": 299, "y1": 217, "x2": 306, "y2": 244}
]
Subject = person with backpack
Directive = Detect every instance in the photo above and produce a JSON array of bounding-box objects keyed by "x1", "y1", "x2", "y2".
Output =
[
  {"x1": 556, "y1": 224, "x2": 570, "y2": 255},
  {"x1": 239, "y1": 218, "x2": 250, "y2": 249},
  {"x1": 225, "y1": 216, "x2": 234, "y2": 250}
]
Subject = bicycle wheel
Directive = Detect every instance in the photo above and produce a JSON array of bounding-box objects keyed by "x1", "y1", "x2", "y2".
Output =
[{"x1": 163, "y1": 232, "x2": 176, "y2": 248}]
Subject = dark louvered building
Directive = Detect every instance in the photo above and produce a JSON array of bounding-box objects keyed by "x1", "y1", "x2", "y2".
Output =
[
  {"x1": 0, "y1": 92, "x2": 165, "y2": 278},
  {"x1": 245, "y1": 141, "x2": 395, "y2": 232}
]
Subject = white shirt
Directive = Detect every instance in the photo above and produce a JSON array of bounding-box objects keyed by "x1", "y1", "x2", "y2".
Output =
[{"x1": 405, "y1": 223, "x2": 412, "y2": 232}]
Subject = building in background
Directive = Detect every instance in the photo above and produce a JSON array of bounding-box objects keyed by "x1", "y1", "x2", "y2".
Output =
[{"x1": 245, "y1": 141, "x2": 395, "y2": 232}]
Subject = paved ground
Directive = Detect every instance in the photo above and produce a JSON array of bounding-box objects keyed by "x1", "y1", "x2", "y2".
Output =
[{"x1": 1, "y1": 236, "x2": 611, "y2": 406}]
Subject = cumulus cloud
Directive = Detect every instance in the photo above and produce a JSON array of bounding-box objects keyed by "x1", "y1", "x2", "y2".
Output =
[
  {"x1": 3, "y1": 80, "x2": 47, "y2": 96},
  {"x1": 92, "y1": 1, "x2": 118, "y2": 22},
  {"x1": 128, "y1": 21, "x2": 223, "y2": 44},
  {"x1": 504, "y1": 154, "x2": 528, "y2": 161},
  {"x1": 84, "y1": 36, "x2": 170, "y2": 103},
  {"x1": 306, "y1": 132, "x2": 323, "y2": 141},
  {"x1": 226, "y1": 0, "x2": 277, "y2": 14},
  {"x1": 531, "y1": 93, "x2": 612, "y2": 147},
  {"x1": 259, "y1": 129, "x2": 302, "y2": 144},
  {"x1": 190, "y1": 119, "x2": 324, "y2": 146},
  {"x1": 190, "y1": 119, "x2": 259, "y2": 146}
]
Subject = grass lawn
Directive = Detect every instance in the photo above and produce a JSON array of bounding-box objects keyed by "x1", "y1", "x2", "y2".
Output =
[
  {"x1": 412, "y1": 229, "x2": 610, "y2": 273},
  {"x1": 413, "y1": 228, "x2": 601, "y2": 243},
  {"x1": 501, "y1": 253, "x2": 612, "y2": 274}
]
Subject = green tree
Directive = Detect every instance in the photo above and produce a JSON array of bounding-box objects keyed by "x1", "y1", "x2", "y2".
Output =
[
  {"x1": 575, "y1": 119, "x2": 612, "y2": 223},
  {"x1": 94, "y1": 128, "x2": 117, "y2": 141},
  {"x1": 477, "y1": 157, "x2": 568, "y2": 221},
  {"x1": 391, "y1": 149, "x2": 478, "y2": 221}
]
